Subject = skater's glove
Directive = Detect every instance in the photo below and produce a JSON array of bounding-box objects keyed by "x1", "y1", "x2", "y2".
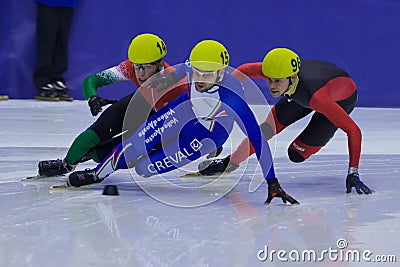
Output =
[
  {"x1": 88, "y1": 96, "x2": 118, "y2": 116},
  {"x1": 265, "y1": 178, "x2": 299, "y2": 205},
  {"x1": 346, "y1": 173, "x2": 374, "y2": 194}
]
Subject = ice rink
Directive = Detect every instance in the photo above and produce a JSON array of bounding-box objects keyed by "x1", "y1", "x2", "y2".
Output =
[{"x1": 1, "y1": 100, "x2": 399, "y2": 266}]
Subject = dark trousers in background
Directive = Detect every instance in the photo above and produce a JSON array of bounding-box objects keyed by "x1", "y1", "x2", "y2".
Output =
[{"x1": 33, "y1": 3, "x2": 74, "y2": 89}]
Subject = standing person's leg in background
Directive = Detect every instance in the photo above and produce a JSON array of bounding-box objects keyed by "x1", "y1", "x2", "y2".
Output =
[
  {"x1": 33, "y1": 3, "x2": 75, "y2": 101},
  {"x1": 51, "y1": 6, "x2": 74, "y2": 100},
  {"x1": 34, "y1": 3, "x2": 59, "y2": 100}
]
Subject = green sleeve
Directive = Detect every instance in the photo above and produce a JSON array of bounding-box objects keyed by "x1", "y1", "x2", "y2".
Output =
[
  {"x1": 82, "y1": 75, "x2": 103, "y2": 99},
  {"x1": 82, "y1": 68, "x2": 129, "y2": 99}
]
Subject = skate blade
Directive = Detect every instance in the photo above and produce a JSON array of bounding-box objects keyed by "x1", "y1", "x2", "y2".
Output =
[
  {"x1": 22, "y1": 175, "x2": 42, "y2": 181},
  {"x1": 35, "y1": 96, "x2": 60, "y2": 101},
  {"x1": 59, "y1": 96, "x2": 73, "y2": 101},
  {"x1": 49, "y1": 184, "x2": 69, "y2": 189},
  {"x1": 181, "y1": 172, "x2": 202, "y2": 177},
  {"x1": 181, "y1": 172, "x2": 230, "y2": 178},
  {"x1": 49, "y1": 183, "x2": 95, "y2": 190},
  {"x1": 22, "y1": 174, "x2": 65, "y2": 181}
]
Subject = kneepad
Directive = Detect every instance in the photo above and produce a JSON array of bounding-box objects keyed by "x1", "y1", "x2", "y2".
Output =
[
  {"x1": 134, "y1": 159, "x2": 153, "y2": 178},
  {"x1": 288, "y1": 148, "x2": 305, "y2": 163},
  {"x1": 287, "y1": 139, "x2": 323, "y2": 163},
  {"x1": 260, "y1": 122, "x2": 275, "y2": 140}
]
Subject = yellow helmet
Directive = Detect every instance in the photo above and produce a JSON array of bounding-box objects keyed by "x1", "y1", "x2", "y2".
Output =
[
  {"x1": 128, "y1": 33, "x2": 167, "y2": 64},
  {"x1": 189, "y1": 40, "x2": 229, "y2": 71},
  {"x1": 262, "y1": 48, "x2": 301, "y2": 78}
]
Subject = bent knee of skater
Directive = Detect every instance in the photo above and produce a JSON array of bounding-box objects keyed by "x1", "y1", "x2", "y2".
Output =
[
  {"x1": 134, "y1": 161, "x2": 153, "y2": 178},
  {"x1": 287, "y1": 139, "x2": 323, "y2": 163},
  {"x1": 287, "y1": 148, "x2": 306, "y2": 163},
  {"x1": 260, "y1": 122, "x2": 275, "y2": 140}
]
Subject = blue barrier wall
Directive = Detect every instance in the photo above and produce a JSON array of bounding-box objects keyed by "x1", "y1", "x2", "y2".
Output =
[{"x1": 1, "y1": 0, "x2": 399, "y2": 107}]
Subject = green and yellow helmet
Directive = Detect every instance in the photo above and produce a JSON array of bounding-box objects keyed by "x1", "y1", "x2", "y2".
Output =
[
  {"x1": 189, "y1": 40, "x2": 230, "y2": 71},
  {"x1": 128, "y1": 33, "x2": 167, "y2": 64},
  {"x1": 262, "y1": 48, "x2": 301, "y2": 78}
]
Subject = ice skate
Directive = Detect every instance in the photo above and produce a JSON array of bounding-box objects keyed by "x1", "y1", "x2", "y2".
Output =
[
  {"x1": 67, "y1": 168, "x2": 104, "y2": 187},
  {"x1": 38, "y1": 159, "x2": 74, "y2": 177},
  {"x1": 35, "y1": 83, "x2": 60, "y2": 101},
  {"x1": 53, "y1": 81, "x2": 73, "y2": 101},
  {"x1": 197, "y1": 156, "x2": 239, "y2": 176}
]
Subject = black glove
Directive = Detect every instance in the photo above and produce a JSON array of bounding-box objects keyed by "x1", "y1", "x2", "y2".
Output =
[
  {"x1": 265, "y1": 178, "x2": 299, "y2": 205},
  {"x1": 198, "y1": 155, "x2": 239, "y2": 176},
  {"x1": 206, "y1": 146, "x2": 223, "y2": 159},
  {"x1": 88, "y1": 96, "x2": 118, "y2": 116},
  {"x1": 346, "y1": 173, "x2": 374, "y2": 194}
]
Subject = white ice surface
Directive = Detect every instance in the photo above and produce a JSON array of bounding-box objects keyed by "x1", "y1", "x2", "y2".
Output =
[{"x1": 0, "y1": 100, "x2": 399, "y2": 266}]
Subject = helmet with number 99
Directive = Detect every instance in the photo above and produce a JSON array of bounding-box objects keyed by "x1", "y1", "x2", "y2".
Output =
[
  {"x1": 262, "y1": 48, "x2": 301, "y2": 78},
  {"x1": 190, "y1": 40, "x2": 230, "y2": 71},
  {"x1": 128, "y1": 33, "x2": 167, "y2": 64}
]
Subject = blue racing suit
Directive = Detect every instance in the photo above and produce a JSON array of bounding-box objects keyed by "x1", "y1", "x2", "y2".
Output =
[{"x1": 95, "y1": 70, "x2": 276, "y2": 181}]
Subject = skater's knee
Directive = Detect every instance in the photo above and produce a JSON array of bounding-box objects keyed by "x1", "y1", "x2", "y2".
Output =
[
  {"x1": 134, "y1": 161, "x2": 152, "y2": 178},
  {"x1": 288, "y1": 148, "x2": 305, "y2": 163},
  {"x1": 76, "y1": 129, "x2": 100, "y2": 146},
  {"x1": 287, "y1": 139, "x2": 323, "y2": 163},
  {"x1": 260, "y1": 122, "x2": 275, "y2": 140}
]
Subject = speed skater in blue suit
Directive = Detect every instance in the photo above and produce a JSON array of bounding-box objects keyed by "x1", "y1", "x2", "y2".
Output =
[{"x1": 67, "y1": 40, "x2": 299, "y2": 205}]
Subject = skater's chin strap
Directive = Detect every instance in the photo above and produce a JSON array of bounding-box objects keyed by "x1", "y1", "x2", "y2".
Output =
[{"x1": 284, "y1": 75, "x2": 299, "y2": 97}]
